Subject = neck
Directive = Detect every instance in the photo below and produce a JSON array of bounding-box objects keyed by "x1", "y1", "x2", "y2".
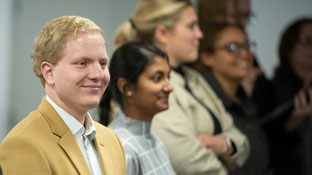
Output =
[
  {"x1": 123, "y1": 104, "x2": 153, "y2": 122},
  {"x1": 46, "y1": 88, "x2": 87, "y2": 125},
  {"x1": 293, "y1": 65, "x2": 312, "y2": 87},
  {"x1": 160, "y1": 43, "x2": 180, "y2": 68},
  {"x1": 213, "y1": 71, "x2": 240, "y2": 103}
]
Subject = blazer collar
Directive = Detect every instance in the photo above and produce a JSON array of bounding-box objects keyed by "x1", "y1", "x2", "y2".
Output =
[{"x1": 37, "y1": 97, "x2": 91, "y2": 174}]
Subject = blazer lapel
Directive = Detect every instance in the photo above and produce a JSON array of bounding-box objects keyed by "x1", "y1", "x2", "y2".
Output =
[
  {"x1": 93, "y1": 133, "x2": 114, "y2": 175},
  {"x1": 38, "y1": 97, "x2": 90, "y2": 174},
  {"x1": 58, "y1": 131, "x2": 90, "y2": 174}
]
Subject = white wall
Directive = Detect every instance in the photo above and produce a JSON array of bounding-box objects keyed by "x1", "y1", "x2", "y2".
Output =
[
  {"x1": 249, "y1": 0, "x2": 312, "y2": 78},
  {"x1": 0, "y1": 0, "x2": 12, "y2": 141}
]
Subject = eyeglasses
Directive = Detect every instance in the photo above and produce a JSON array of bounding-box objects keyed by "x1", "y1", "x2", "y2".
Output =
[
  {"x1": 214, "y1": 41, "x2": 256, "y2": 54},
  {"x1": 299, "y1": 35, "x2": 312, "y2": 47}
]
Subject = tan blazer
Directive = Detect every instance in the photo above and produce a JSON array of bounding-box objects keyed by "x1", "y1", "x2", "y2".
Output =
[{"x1": 0, "y1": 97, "x2": 126, "y2": 175}]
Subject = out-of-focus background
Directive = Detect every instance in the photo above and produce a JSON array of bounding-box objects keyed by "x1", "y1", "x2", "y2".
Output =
[{"x1": 1, "y1": 0, "x2": 311, "y2": 141}]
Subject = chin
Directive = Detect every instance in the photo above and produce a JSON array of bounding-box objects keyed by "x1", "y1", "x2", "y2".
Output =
[{"x1": 83, "y1": 100, "x2": 100, "y2": 110}]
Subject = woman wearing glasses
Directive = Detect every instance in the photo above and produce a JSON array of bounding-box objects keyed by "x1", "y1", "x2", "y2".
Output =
[
  {"x1": 193, "y1": 23, "x2": 270, "y2": 175},
  {"x1": 105, "y1": 0, "x2": 249, "y2": 174}
]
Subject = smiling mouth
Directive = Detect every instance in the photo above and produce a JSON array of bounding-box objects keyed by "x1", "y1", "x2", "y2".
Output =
[
  {"x1": 82, "y1": 85, "x2": 103, "y2": 91},
  {"x1": 158, "y1": 96, "x2": 169, "y2": 103}
]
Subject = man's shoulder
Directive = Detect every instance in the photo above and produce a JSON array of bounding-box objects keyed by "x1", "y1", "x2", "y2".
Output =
[
  {"x1": 93, "y1": 121, "x2": 118, "y2": 138},
  {"x1": 4, "y1": 110, "x2": 50, "y2": 140}
]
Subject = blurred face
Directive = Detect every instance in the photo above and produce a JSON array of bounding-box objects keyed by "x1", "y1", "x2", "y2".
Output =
[
  {"x1": 204, "y1": 27, "x2": 253, "y2": 83},
  {"x1": 48, "y1": 33, "x2": 110, "y2": 116},
  {"x1": 166, "y1": 6, "x2": 203, "y2": 68},
  {"x1": 290, "y1": 23, "x2": 312, "y2": 71},
  {"x1": 130, "y1": 57, "x2": 173, "y2": 121}
]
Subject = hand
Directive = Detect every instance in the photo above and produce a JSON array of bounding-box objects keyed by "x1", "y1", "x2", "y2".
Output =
[
  {"x1": 197, "y1": 134, "x2": 231, "y2": 156},
  {"x1": 285, "y1": 88, "x2": 312, "y2": 131}
]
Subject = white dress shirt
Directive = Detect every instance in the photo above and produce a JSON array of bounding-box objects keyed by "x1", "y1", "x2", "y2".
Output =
[{"x1": 46, "y1": 95, "x2": 103, "y2": 175}]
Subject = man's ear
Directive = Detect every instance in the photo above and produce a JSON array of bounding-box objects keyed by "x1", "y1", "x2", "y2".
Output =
[
  {"x1": 41, "y1": 61, "x2": 54, "y2": 85},
  {"x1": 200, "y1": 52, "x2": 215, "y2": 67},
  {"x1": 154, "y1": 24, "x2": 170, "y2": 45}
]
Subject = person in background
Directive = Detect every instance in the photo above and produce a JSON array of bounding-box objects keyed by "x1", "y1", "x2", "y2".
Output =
[
  {"x1": 267, "y1": 17, "x2": 312, "y2": 175},
  {"x1": 197, "y1": 0, "x2": 275, "y2": 116},
  {"x1": 99, "y1": 41, "x2": 175, "y2": 175},
  {"x1": 194, "y1": 22, "x2": 269, "y2": 175},
  {"x1": 112, "y1": 0, "x2": 249, "y2": 174},
  {"x1": 0, "y1": 16, "x2": 126, "y2": 175}
]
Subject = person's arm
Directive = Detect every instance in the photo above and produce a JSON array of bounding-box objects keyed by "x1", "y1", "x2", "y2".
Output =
[
  {"x1": 0, "y1": 136, "x2": 52, "y2": 175},
  {"x1": 152, "y1": 104, "x2": 227, "y2": 175},
  {"x1": 125, "y1": 154, "x2": 140, "y2": 175},
  {"x1": 197, "y1": 123, "x2": 249, "y2": 171},
  {"x1": 219, "y1": 125, "x2": 250, "y2": 170}
]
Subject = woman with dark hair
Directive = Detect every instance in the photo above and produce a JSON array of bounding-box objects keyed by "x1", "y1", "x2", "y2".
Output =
[
  {"x1": 99, "y1": 41, "x2": 175, "y2": 175},
  {"x1": 107, "y1": 0, "x2": 249, "y2": 174},
  {"x1": 267, "y1": 17, "x2": 312, "y2": 175},
  {"x1": 194, "y1": 22, "x2": 269, "y2": 175}
]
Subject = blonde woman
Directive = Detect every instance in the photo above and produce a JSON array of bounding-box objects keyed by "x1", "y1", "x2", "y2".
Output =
[{"x1": 110, "y1": 0, "x2": 249, "y2": 174}]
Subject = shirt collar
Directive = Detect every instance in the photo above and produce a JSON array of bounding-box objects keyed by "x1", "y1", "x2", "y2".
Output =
[
  {"x1": 45, "y1": 95, "x2": 96, "y2": 140},
  {"x1": 117, "y1": 111, "x2": 151, "y2": 135}
]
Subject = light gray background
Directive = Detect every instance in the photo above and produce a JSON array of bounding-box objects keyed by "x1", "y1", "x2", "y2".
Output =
[{"x1": 1, "y1": 0, "x2": 312, "y2": 141}]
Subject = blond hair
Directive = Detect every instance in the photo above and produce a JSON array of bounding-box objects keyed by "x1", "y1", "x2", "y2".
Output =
[
  {"x1": 31, "y1": 16, "x2": 102, "y2": 86},
  {"x1": 114, "y1": 0, "x2": 191, "y2": 48}
]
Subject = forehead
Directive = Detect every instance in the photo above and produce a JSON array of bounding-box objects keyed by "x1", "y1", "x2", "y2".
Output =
[
  {"x1": 177, "y1": 6, "x2": 197, "y2": 24},
  {"x1": 60, "y1": 33, "x2": 107, "y2": 59},
  {"x1": 143, "y1": 56, "x2": 169, "y2": 72},
  {"x1": 216, "y1": 27, "x2": 246, "y2": 43}
]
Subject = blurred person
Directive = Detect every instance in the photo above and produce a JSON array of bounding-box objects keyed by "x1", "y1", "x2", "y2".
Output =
[
  {"x1": 113, "y1": 0, "x2": 250, "y2": 174},
  {"x1": 197, "y1": 0, "x2": 276, "y2": 117},
  {"x1": 194, "y1": 22, "x2": 269, "y2": 175},
  {"x1": 197, "y1": 0, "x2": 254, "y2": 28},
  {"x1": 99, "y1": 42, "x2": 175, "y2": 175},
  {"x1": 0, "y1": 16, "x2": 126, "y2": 175},
  {"x1": 266, "y1": 17, "x2": 312, "y2": 175}
]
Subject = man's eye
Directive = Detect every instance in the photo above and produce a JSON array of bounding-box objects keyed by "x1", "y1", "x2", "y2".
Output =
[
  {"x1": 100, "y1": 61, "x2": 107, "y2": 67},
  {"x1": 77, "y1": 61, "x2": 87, "y2": 66}
]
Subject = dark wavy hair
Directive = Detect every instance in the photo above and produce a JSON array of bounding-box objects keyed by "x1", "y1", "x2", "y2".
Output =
[
  {"x1": 199, "y1": 22, "x2": 245, "y2": 54},
  {"x1": 99, "y1": 41, "x2": 168, "y2": 126},
  {"x1": 275, "y1": 17, "x2": 312, "y2": 76}
]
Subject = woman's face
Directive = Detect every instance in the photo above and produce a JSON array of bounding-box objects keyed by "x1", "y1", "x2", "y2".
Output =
[
  {"x1": 165, "y1": 6, "x2": 203, "y2": 68},
  {"x1": 130, "y1": 56, "x2": 173, "y2": 121},
  {"x1": 204, "y1": 26, "x2": 253, "y2": 82},
  {"x1": 290, "y1": 23, "x2": 312, "y2": 71}
]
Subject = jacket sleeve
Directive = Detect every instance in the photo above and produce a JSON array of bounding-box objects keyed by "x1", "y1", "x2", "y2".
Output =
[
  {"x1": 0, "y1": 136, "x2": 52, "y2": 175},
  {"x1": 152, "y1": 103, "x2": 227, "y2": 175},
  {"x1": 221, "y1": 122, "x2": 250, "y2": 170}
]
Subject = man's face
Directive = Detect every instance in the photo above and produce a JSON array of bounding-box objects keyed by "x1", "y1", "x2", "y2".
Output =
[{"x1": 48, "y1": 33, "x2": 110, "y2": 116}]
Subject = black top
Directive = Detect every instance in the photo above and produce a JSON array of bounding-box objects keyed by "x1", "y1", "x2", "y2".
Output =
[
  {"x1": 267, "y1": 69, "x2": 312, "y2": 175},
  {"x1": 203, "y1": 70, "x2": 270, "y2": 175}
]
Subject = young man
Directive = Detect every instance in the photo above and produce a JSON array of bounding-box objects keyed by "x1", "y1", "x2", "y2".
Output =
[{"x1": 0, "y1": 16, "x2": 126, "y2": 175}]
